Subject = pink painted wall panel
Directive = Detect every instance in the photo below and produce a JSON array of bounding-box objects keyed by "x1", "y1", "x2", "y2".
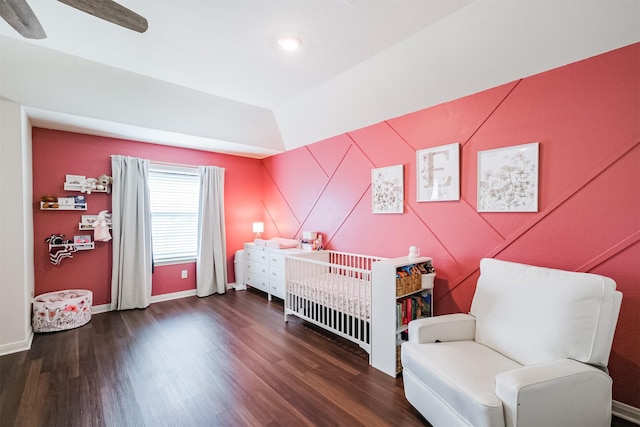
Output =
[
  {"x1": 388, "y1": 81, "x2": 518, "y2": 151},
  {"x1": 410, "y1": 199, "x2": 504, "y2": 267},
  {"x1": 261, "y1": 176, "x2": 301, "y2": 239},
  {"x1": 498, "y1": 144, "x2": 640, "y2": 269},
  {"x1": 261, "y1": 43, "x2": 640, "y2": 407},
  {"x1": 598, "y1": 243, "x2": 640, "y2": 403},
  {"x1": 262, "y1": 147, "x2": 328, "y2": 224},
  {"x1": 301, "y1": 146, "x2": 374, "y2": 242},
  {"x1": 307, "y1": 134, "x2": 352, "y2": 177},
  {"x1": 349, "y1": 122, "x2": 414, "y2": 167}
]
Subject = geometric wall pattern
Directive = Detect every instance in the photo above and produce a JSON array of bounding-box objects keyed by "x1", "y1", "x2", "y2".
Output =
[{"x1": 261, "y1": 43, "x2": 640, "y2": 406}]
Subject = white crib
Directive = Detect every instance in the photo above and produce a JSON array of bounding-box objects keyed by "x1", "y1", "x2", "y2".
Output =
[{"x1": 285, "y1": 250, "x2": 386, "y2": 355}]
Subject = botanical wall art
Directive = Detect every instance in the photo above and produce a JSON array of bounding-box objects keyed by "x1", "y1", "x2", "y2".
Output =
[
  {"x1": 477, "y1": 142, "x2": 539, "y2": 212},
  {"x1": 372, "y1": 164, "x2": 404, "y2": 214},
  {"x1": 416, "y1": 143, "x2": 460, "y2": 202}
]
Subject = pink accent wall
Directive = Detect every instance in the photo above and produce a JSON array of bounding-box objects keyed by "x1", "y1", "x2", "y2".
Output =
[
  {"x1": 32, "y1": 130, "x2": 264, "y2": 305},
  {"x1": 261, "y1": 44, "x2": 640, "y2": 407}
]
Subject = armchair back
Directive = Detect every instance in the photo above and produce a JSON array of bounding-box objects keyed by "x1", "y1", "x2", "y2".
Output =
[{"x1": 470, "y1": 258, "x2": 622, "y2": 368}]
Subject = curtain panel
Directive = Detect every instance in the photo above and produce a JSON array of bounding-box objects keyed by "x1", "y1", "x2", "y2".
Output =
[
  {"x1": 196, "y1": 166, "x2": 227, "y2": 297},
  {"x1": 110, "y1": 155, "x2": 153, "y2": 310}
]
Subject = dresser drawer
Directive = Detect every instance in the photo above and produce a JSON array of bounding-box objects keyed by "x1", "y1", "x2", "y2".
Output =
[
  {"x1": 245, "y1": 271, "x2": 268, "y2": 293},
  {"x1": 270, "y1": 265, "x2": 285, "y2": 283},
  {"x1": 268, "y1": 252, "x2": 285, "y2": 268},
  {"x1": 246, "y1": 261, "x2": 268, "y2": 277},
  {"x1": 245, "y1": 246, "x2": 268, "y2": 264},
  {"x1": 269, "y1": 281, "x2": 285, "y2": 300}
]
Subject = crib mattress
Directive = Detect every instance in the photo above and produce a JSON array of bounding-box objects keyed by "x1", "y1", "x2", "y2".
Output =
[{"x1": 288, "y1": 272, "x2": 371, "y2": 319}]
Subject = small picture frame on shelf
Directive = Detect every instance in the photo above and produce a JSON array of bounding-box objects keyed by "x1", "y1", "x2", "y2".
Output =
[
  {"x1": 74, "y1": 235, "x2": 92, "y2": 244},
  {"x1": 66, "y1": 174, "x2": 85, "y2": 185},
  {"x1": 57, "y1": 197, "x2": 75, "y2": 206}
]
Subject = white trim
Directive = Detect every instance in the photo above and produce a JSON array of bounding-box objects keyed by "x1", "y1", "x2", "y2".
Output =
[
  {"x1": 234, "y1": 282, "x2": 247, "y2": 291},
  {"x1": 0, "y1": 330, "x2": 34, "y2": 356},
  {"x1": 91, "y1": 289, "x2": 199, "y2": 315},
  {"x1": 150, "y1": 289, "x2": 197, "y2": 304},
  {"x1": 91, "y1": 304, "x2": 111, "y2": 314},
  {"x1": 613, "y1": 400, "x2": 640, "y2": 425}
]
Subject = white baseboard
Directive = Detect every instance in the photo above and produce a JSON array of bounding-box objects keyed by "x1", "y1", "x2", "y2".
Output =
[
  {"x1": 0, "y1": 330, "x2": 33, "y2": 356},
  {"x1": 150, "y1": 289, "x2": 197, "y2": 304},
  {"x1": 91, "y1": 289, "x2": 199, "y2": 315},
  {"x1": 92, "y1": 303, "x2": 111, "y2": 314},
  {"x1": 613, "y1": 400, "x2": 640, "y2": 425}
]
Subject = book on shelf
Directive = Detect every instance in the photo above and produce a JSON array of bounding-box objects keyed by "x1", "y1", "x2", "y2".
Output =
[{"x1": 397, "y1": 292, "x2": 432, "y2": 328}]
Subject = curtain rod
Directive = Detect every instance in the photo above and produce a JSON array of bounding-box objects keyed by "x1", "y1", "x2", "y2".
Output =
[{"x1": 109, "y1": 155, "x2": 200, "y2": 169}]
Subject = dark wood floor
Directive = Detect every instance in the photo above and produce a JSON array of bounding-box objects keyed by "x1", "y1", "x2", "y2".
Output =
[
  {"x1": 1, "y1": 289, "x2": 636, "y2": 427},
  {"x1": 1, "y1": 289, "x2": 429, "y2": 426}
]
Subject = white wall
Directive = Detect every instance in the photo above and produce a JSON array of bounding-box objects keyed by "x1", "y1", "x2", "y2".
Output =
[{"x1": 0, "y1": 99, "x2": 35, "y2": 355}]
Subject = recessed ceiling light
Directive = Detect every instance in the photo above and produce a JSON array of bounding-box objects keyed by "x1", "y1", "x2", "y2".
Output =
[{"x1": 278, "y1": 36, "x2": 302, "y2": 51}]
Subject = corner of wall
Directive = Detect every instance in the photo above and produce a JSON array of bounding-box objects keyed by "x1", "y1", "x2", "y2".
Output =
[{"x1": 0, "y1": 100, "x2": 35, "y2": 354}]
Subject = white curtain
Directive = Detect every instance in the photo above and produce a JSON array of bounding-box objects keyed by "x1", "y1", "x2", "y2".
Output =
[
  {"x1": 110, "y1": 155, "x2": 153, "y2": 310},
  {"x1": 196, "y1": 166, "x2": 227, "y2": 297}
]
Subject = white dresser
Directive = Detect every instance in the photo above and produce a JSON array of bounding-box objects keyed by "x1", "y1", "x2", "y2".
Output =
[{"x1": 243, "y1": 243, "x2": 306, "y2": 300}]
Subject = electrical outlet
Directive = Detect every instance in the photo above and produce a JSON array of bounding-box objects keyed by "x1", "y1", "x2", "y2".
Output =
[{"x1": 181, "y1": 270, "x2": 188, "y2": 279}]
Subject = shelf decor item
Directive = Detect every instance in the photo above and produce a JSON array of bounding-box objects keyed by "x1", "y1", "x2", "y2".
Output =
[
  {"x1": 477, "y1": 142, "x2": 539, "y2": 212},
  {"x1": 372, "y1": 164, "x2": 404, "y2": 214},
  {"x1": 417, "y1": 142, "x2": 460, "y2": 202}
]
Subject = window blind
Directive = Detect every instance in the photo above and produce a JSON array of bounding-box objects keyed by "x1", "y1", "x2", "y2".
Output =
[{"x1": 148, "y1": 164, "x2": 199, "y2": 264}]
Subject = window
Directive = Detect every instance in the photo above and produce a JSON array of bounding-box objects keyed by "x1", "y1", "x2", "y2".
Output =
[{"x1": 148, "y1": 164, "x2": 199, "y2": 264}]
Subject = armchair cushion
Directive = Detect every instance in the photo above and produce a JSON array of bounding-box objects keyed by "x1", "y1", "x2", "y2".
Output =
[
  {"x1": 471, "y1": 258, "x2": 620, "y2": 367},
  {"x1": 402, "y1": 340, "x2": 521, "y2": 427}
]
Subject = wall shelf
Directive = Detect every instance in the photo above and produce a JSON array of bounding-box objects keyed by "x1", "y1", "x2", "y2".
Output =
[
  {"x1": 79, "y1": 214, "x2": 112, "y2": 230},
  {"x1": 63, "y1": 183, "x2": 109, "y2": 193},
  {"x1": 40, "y1": 201, "x2": 87, "y2": 211},
  {"x1": 49, "y1": 242, "x2": 94, "y2": 251}
]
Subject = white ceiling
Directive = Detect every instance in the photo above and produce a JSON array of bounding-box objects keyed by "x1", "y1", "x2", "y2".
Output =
[{"x1": 1, "y1": 0, "x2": 639, "y2": 158}]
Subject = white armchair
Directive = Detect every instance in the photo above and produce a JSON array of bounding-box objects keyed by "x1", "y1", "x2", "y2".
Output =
[{"x1": 401, "y1": 258, "x2": 622, "y2": 427}]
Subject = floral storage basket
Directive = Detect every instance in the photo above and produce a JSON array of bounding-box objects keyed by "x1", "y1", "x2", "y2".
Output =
[{"x1": 32, "y1": 289, "x2": 92, "y2": 333}]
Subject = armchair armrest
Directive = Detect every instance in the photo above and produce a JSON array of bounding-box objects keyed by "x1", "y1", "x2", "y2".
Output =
[
  {"x1": 407, "y1": 313, "x2": 476, "y2": 344},
  {"x1": 495, "y1": 359, "x2": 612, "y2": 427}
]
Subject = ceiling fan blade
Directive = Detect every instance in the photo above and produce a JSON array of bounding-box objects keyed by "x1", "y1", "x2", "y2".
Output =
[
  {"x1": 0, "y1": 0, "x2": 47, "y2": 39},
  {"x1": 57, "y1": 0, "x2": 148, "y2": 33}
]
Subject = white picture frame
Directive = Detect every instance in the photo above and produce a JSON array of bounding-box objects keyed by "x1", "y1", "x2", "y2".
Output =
[
  {"x1": 416, "y1": 143, "x2": 460, "y2": 202},
  {"x1": 372, "y1": 164, "x2": 404, "y2": 214},
  {"x1": 477, "y1": 142, "x2": 539, "y2": 212}
]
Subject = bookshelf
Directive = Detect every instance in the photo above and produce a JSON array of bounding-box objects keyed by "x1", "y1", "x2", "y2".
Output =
[{"x1": 371, "y1": 256, "x2": 435, "y2": 377}]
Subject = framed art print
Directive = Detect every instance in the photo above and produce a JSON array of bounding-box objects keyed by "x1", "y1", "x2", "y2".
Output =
[
  {"x1": 417, "y1": 143, "x2": 460, "y2": 202},
  {"x1": 372, "y1": 164, "x2": 404, "y2": 214},
  {"x1": 477, "y1": 142, "x2": 539, "y2": 212}
]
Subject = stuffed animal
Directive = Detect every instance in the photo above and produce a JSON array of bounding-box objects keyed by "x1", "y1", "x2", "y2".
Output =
[
  {"x1": 93, "y1": 210, "x2": 112, "y2": 242},
  {"x1": 80, "y1": 178, "x2": 99, "y2": 194},
  {"x1": 97, "y1": 174, "x2": 113, "y2": 193},
  {"x1": 45, "y1": 234, "x2": 71, "y2": 245},
  {"x1": 40, "y1": 195, "x2": 58, "y2": 209}
]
